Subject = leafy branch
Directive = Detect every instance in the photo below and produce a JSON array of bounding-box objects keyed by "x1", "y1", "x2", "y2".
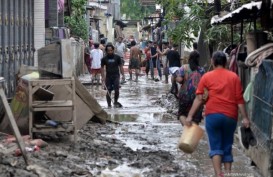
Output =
[
  {"x1": 64, "y1": 0, "x2": 88, "y2": 41},
  {"x1": 156, "y1": 0, "x2": 235, "y2": 48}
]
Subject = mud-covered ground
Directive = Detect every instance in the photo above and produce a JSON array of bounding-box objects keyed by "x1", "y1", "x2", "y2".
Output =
[{"x1": 0, "y1": 74, "x2": 262, "y2": 177}]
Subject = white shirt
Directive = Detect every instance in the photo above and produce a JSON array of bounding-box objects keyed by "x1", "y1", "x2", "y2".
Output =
[
  {"x1": 115, "y1": 42, "x2": 126, "y2": 58},
  {"x1": 90, "y1": 48, "x2": 103, "y2": 69}
]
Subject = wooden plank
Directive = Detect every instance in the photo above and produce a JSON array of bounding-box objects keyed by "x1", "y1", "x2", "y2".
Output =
[
  {"x1": 32, "y1": 100, "x2": 73, "y2": 107},
  {"x1": 71, "y1": 78, "x2": 77, "y2": 142},
  {"x1": 29, "y1": 78, "x2": 33, "y2": 139},
  {"x1": 33, "y1": 107, "x2": 73, "y2": 111},
  {"x1": 74, "y1": 77, "x2": 108, "y2": 121},
  {"x1": 32, "y1": 126, "x2": 74, "y2": 133},
  {"x1": 46, "y1": 85, "x2": 94, "y2": 128},
  {"x1": 30, "y1": 79, "x2": 73, "y2": 86},
  {"x1": 34, "y1": 122, "x2": 73, "y2": 128},
  {"x1": 0, "y1": 88, "x2": 29, "y2": 165}
]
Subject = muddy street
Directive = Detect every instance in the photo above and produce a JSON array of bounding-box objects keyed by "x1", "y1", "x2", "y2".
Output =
[
  {"x1": 80, "y1": 72, "x2": 262, "y2": 177},
  {"x1": 0, "y1": 73, "x2": 262, "y2": 177}
]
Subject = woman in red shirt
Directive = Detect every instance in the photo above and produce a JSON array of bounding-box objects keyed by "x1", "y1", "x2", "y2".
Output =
[{"x1": 184, "y1": 51, "x2": 250, "y2": 177}]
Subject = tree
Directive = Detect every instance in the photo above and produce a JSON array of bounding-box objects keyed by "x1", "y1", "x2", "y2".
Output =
[
  {"x1": 120, "y1": 0, "x2": 155, "y2": 20},
  {"x1": 156, "y1": 0, "x2": 240, "y2": 49},
  {"x1": 64, "y1": 0, "x2": 88, "y2": 41}
]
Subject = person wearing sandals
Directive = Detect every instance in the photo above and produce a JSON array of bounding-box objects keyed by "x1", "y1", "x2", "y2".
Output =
[
  {"x1": 184, "y1": 51, "x2": 250, "y2": 177},
  {"x1": 101, "y1": 44, "x2": 125, "y2": 108}
]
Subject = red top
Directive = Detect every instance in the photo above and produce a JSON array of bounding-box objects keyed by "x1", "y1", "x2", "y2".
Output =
[
  {"x1": 196, "y1": 68, "x2": 245, "y2": 120},
  {"x1": 144, "y1": 47, "x2": 151, "y2": 60}
]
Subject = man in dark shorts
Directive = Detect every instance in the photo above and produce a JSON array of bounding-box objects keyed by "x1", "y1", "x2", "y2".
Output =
[
  {"x1": 101, "y1": 44, "x2": 125, "y2": 108},
  {"x1": 128, "y1": 40, "x2": 141, "y2": 82}
]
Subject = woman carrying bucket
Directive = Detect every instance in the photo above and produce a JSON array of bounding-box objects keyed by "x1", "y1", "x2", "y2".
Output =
[{"x1": 184, "y1": 51, "x2": 250, "y2": 177}]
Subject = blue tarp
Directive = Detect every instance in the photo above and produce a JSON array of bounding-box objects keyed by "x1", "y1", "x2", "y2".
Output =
[{"x1": 252, "y1": 60, "x2": 273, "y2": 141}]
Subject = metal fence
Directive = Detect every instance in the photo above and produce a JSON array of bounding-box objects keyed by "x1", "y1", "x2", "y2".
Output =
[
  {"x1": 252, "y1": 60, "x2": 273, "y2": 148},
  {"x1": 0, "y1": 0, "x2": 34, "y2": 98}
]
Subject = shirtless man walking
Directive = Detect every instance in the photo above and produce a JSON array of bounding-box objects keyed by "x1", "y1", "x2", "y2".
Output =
[{"x1": 129, "y1": 40, "x2": 141, "y2": 82}]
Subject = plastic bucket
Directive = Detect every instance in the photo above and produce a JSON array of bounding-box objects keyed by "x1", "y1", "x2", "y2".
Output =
[{"x1": 178, "y1": 123, "x2": 204, "y2": 153}]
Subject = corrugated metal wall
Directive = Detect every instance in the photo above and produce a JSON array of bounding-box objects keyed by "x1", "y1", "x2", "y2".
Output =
[
  {"x1": 252, "y1": 60, "x2": 273, "y2": 148},
  {"x1": 0, "y1": 0, "x2": 34, "y2": 98}
]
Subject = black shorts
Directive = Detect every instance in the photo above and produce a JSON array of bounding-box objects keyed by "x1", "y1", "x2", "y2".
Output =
[
  {"x1": 106, "y1": 75, "x2": 120, "y2": 91},
  {"x1": 129, "y1": 58, "x2": 140, "y2": 69}
]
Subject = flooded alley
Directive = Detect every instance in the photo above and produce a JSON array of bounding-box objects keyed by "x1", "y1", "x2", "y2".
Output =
[
  {"x1": 0, "y1": 0, "x2": 273, "y2": 177},
  {"x1": 0, "y1": 71, "x2": 263, "y2": 177},
  {"x1": 80, "y1": 70, "x2": 263, "y2": 177}
]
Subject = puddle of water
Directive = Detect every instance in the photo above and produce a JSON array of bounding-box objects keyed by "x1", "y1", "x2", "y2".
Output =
[
  {"x1": 100, "y1": 163, "x2": 150, "y2": 177},
  {"x1": 113, "y1": 122, "x2": 183, "y2": 152},
  {"x1": 108, "y1": 113, "x2": 165, "y2": 123}
]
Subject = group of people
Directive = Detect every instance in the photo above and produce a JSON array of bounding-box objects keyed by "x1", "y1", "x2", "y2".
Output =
[
  {"x1": 84, "y1": 37, "x2": 125, "y2": 108},
  {"x1": 125, "y1": 39, "x2": 251, "y2": 177},
  {"x1": 142, "y1": 41, "x2": 181, "y2": 85},
  {"x1": 85, "y1": 37, "x2": 251, "y2": 176}
]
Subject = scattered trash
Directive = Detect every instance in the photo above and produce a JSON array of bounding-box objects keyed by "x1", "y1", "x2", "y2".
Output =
[
  {"x1": 45, "y1": 120, "x2": 59, "y2": 127},
  {"x1": 27, "y1": 164, "x2": 54, "y2": 177}
]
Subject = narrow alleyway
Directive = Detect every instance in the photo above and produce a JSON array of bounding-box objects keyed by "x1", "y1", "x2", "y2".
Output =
[
  {"x1": 0, "y1": 58, "x2": 264, "y2": 177},
  {"x1": 79, "y1": 57, "x2": 263, "y2": 177}
]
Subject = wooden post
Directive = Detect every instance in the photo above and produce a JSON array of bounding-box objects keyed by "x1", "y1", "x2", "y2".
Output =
[{"x1": 0, "y1": 78, "x2": 29, "y2": 165}]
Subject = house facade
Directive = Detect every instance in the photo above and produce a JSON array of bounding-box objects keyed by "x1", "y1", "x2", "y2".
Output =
[{"x1": 0, "y1": 0, "x2": 45, "y2": 98}]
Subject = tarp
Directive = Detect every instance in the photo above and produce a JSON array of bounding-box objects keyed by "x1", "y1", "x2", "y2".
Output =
[
  {"x1": 245, "y1": 43, "x2": 273, "y2": 67},
  {"x1": 211, "y1": 1, "x2": 262, "y2": 25},
  {"x1": 252, "y1": 60, "x2": 273, "y2": 141}
]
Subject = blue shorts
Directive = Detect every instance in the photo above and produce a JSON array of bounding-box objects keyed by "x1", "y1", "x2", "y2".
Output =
[{"x1": 205, "y1": 113, "x2": 237, "y2": 162}]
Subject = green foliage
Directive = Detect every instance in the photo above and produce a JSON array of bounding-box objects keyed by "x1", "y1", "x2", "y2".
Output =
[
  {"x1": 156, "y1": 0, "x2": 235, "y2": 48},
  {"x1": 120, "y1": 0, "x2": 155, "y2": 20},
  {"x1": 205, "y1": 25, "x2": 240, "y2": 50},
  {"x1": 64, "y1": 0, "x2": 88, "y2": 41}
]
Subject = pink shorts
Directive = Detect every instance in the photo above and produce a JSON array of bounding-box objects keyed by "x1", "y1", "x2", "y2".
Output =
[{"x1": 91, "y1": 69, "x2": 101, "y2": 75}]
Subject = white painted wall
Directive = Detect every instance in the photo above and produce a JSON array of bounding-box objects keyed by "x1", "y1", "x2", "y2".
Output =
[{"x1": 34, "y1": 0, "x2": 45, "y2": 67}]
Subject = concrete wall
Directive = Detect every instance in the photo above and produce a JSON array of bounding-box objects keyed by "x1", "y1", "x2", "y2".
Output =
[
  {"x1": 99, "y1": 15, "x2": 114, "y2": 43},
  {"x1": 34, "y1": 0, "x2": 45, "y2": 67},
  {"x1": 123, "y1": 26, "x2": 139, "y2": 41}
]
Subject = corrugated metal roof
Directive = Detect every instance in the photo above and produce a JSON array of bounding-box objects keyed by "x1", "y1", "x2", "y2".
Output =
[
  {"x1": 211, "y1": 1, "x2": 262, "y2": 25},
  {"x1": 88, "y1": 2, "x2": 107, "y2": 10}
]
